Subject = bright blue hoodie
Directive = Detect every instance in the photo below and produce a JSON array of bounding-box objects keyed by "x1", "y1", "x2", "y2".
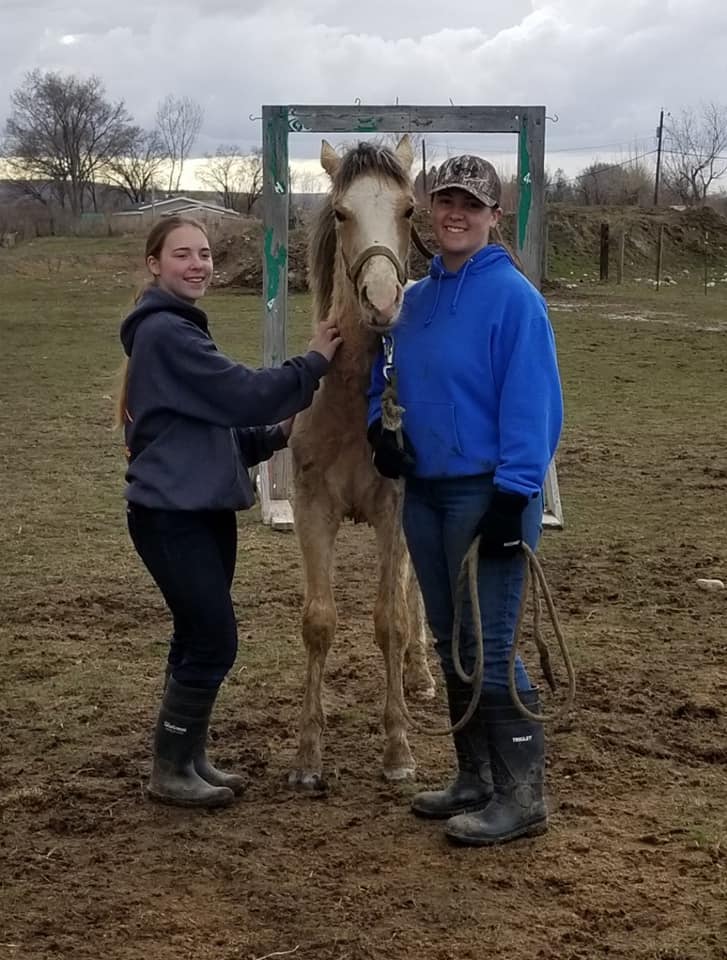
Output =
[{"x1": 367, "y1": 245, "x2": 563, "y2": 497}]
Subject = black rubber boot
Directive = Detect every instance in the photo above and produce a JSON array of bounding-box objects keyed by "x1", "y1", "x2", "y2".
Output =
[
  {"x1": 162, "y1": 665, "x2": 245, "y2": 795},
  {"x1": 147, "y1": 678, "x2": 235, "y2": 808},
  {"x1": 445, "y1": 688, "x2": 547, "y2": 845},
  {"x1": 411, "y1": 675, "x2": 492, "y2": 819}
]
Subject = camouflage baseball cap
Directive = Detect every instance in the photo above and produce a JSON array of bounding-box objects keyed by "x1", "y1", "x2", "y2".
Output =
[{"x1": 430, "y1": 155, "x2": 501, "y2": 207}]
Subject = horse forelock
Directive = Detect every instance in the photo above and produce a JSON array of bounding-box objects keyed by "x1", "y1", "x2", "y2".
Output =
[{"x1": 332, "y1": 142, "x2": 411, "y2": 195}]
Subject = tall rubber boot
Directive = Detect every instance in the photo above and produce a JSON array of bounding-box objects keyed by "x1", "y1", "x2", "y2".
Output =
[
  {"x1": 445, "y1": 688, "x2": 547, "y2": 845},
  {"x1": 147, "y1": 677, "x2": 234, "y2": 808},
  {"x1": 410, "y1": 675, "x2": 492, "y2": 819},
  {"x1": 162, "y1": 665, "x2": 245, "y2": 795}
]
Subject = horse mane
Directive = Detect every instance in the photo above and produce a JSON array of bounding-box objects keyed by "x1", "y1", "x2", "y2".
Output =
[
  {"x1": 308, "y1": 196, "x2": 338, "y2": 323},
  {"x1": 307, "y1": 142, "x2": 411, "y2": 322}
]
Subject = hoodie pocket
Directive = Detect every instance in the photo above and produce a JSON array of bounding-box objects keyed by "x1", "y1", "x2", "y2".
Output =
[{"x1": 402, "y1": 400, "x2": 463, "y2": 474}]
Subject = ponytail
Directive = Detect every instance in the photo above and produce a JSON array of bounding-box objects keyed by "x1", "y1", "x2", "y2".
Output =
[{"x1": 490, "y1": 221, "x2": 525, "y2": 274}]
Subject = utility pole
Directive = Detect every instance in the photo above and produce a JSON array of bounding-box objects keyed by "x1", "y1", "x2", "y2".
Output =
[{"x1": 653, "y1": 108, "x2": 664, "y2": 206}]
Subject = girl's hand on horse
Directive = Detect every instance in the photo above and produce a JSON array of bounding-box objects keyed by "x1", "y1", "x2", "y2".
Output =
[{"x1": 309, "y1": 318, "x2": 343, "y2": 362}]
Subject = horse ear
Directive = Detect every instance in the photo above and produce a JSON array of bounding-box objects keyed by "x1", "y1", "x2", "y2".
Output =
[
  {"x1": 395, "y1": 134, "x2": 414, "y2": 172},
  {"x1": 320, "y1": 140, "x2": 341, "y2": 177}
]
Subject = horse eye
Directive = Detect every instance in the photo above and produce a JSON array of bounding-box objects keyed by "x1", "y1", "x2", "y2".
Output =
[
  {"x1": 334, "y1": 209, "x2": 346, "y2": 223},
  {"x1": 404, "y1": 206, "x2": 414, "y2": 219}
]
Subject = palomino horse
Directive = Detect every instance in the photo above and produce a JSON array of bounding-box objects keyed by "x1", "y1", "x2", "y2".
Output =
[{"x1": 288, "y1": 136, "x2": 436, "y2": 788}]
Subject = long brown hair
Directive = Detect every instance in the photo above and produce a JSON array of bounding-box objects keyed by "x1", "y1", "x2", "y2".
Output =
[
  {"x1": 489, "y1": 219, "x2": 525, "y2": 274},
  {"x1": 113, "y1": 215, "x2": 209, "y2": 430}
]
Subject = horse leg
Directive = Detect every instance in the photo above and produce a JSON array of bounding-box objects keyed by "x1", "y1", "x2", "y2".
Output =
[
  {"x1": 403, "y1": 562, "x2": 436, "y2": 700},
  {"x1": 289, "y1": 503, "x2": 340, "y2": 791},
  {"x1": 373, "y1": 519, "x2": 416, "y2": 781}
]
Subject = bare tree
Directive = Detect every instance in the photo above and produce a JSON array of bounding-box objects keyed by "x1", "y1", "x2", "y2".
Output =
[
  {"x1": 3, "y1": 70, "x2": 137, "y2": 215},
  {"x1": 663, "y1": 103, "x2": 727, "y2": 205},
  {"x1": 105, "y1": 129, "x2": 165, "y2": 205},
  {"x1": 575, "y1": 155, "x2": 653, "y2": 206},
  {"x1": 156, "y1": 95, "x2": 204, "y2": 193},
  {"x1": 290, "y1": 167, "x2": 324, "y2": 195},
  {"x1": 576, "y1": 162, "x2": 615, "y2": 205},
  {"x1": 243, "y1": 149, "x2": 264, "y2": 214},
  {"x1": 197, "y1": 145, "x2": 262, "y2": 212},
  {"x1": 545, "y1": 167, "x2": 575, "y2": 203}
]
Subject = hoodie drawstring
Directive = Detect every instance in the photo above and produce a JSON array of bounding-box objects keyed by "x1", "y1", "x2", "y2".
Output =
[
  {"x1": 424, "y1": 245, "x2": 509, "y2": 326},
  {"x1": 425, "y1": 258, "x2": 472, "y2": 325},
  {"x1": 450, "y1": 259, "x2": 471, "y2": 315},
  {"x1": 425, "y1": 273, "x2": 442, "y2": 326}
]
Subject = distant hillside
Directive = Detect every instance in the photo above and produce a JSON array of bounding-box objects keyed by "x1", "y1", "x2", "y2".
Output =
[
  {"x1": 211, "y1": 204, "x2": 727, "y2": 293},
  {"x1": 545, "y1": 204, "x2": 727, "y2": 283}
]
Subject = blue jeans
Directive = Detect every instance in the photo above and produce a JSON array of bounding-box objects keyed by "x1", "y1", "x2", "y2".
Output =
[
  {"x1": 402, "y1": 475, "x2": 543, "y2": 691},
  {"x1": 127, "y1": 505, "x2": 238, "y2": 689}
]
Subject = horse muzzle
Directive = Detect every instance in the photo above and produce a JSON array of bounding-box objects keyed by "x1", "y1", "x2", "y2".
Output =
[{"x1": 350, "y1": 246, "x2": 406, "y2": 332}]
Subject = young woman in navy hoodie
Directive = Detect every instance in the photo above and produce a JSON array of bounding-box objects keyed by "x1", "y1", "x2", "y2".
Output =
[
  {"x1": 117, "y1": 215, "x2": 341, "y2": 808},
  {"x1": 367, "y1": 157, "x2": 563, "y2": 846}
]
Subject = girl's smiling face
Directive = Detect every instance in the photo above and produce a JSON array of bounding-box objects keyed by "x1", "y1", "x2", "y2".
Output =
[
  {"x1": 431, "y1": 188, "x2": 502, "y2": 272},
  {"x1": 147, "y1": 224, "x2": 213, "y2": 302}
]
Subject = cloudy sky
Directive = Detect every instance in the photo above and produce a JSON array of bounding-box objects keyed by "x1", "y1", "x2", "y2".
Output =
[{"x1": 2, "y1": 0, "x2": 727, "y2": 188}]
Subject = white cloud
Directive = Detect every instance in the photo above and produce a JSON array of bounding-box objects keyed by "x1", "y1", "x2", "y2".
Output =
[{"x1": 1, "y1": 0, "x2": 726, "y2": 181}]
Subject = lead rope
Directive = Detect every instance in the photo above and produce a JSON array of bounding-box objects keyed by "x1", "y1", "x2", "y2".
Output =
[{"x1": 379, "y1": 335, "x2": 575, "y2": 735}]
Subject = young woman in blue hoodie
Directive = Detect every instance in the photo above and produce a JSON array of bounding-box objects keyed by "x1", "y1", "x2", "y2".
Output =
[
  {"x1": 367, "y1": 156, "x2": 563, "y2": 845},
  {"x1": 117, "y1": 215, "x2": 341, "y2": 808}
]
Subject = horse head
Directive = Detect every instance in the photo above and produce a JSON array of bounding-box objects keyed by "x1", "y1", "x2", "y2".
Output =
[{"x1": 320, "y1": 136, "x2": 415, "y2": 332}]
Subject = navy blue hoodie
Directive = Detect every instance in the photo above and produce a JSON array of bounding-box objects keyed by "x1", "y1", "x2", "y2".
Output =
[
  {"x1": 120, "y1": 288, "x2": 329, "y2": 510},
  {"x1": 368, "y1": 245, "x2": 562, "y2": 497}
]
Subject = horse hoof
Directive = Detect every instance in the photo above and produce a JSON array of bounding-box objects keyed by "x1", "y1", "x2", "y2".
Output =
[
  {"x1": 288, "y1": 769, "x2": 328, "y2": 793},
  {"x1": 383, "y1": 765, "x2": 416, "y2": 783}
]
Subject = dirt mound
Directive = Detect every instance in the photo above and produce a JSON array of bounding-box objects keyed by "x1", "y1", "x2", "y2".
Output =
[
  {"x1": 547, "y1": 204, "x2": 727, "y2": 280},
  {"x1": 211, "y1": 215, "x2": 311, "y2": 293},
  {"x1": 211, "y1": 205, "x2": 727, "y2": 293}
]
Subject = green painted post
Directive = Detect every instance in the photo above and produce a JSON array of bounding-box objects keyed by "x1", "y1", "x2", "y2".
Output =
[
  {"x1": 516, "y1": 108, "x2": 545, "y2": 288},
  {"x1": 262, "y1": 105, "x2": 289, "y2": 367},
  {"x1": 261, "y1": 106, "x2": 291, "y2": 506}
]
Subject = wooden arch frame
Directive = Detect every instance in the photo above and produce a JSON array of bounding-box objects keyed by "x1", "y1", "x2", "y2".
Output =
[{"x1": 258, "y1": 104, "x2": 562, "y2": 530}]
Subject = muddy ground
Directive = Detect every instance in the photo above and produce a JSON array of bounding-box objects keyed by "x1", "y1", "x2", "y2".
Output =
[{"x1": 1, "y1": 238, "x2": 726, "y2": 960}]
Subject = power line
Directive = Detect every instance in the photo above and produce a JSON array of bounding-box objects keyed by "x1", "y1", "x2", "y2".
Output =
[
  {"x1": 427, "y1": 135, "x2": 655, "y2": 157},
  {"x1": 555, "y1": 148, "x2": 659, "y2": 185},
  {"x1": 545, "y1": 136, "x2": 655, "y2": 154}
]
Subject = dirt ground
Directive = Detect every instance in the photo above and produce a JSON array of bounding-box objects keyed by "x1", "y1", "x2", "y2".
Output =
[{"x1": 1, "y1": 237, "x2": 726, "y2": 960}]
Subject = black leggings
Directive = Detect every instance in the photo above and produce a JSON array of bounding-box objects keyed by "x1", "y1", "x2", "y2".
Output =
[{"x1": 127, "y1": 504, "x2": 238, "y2": 689}]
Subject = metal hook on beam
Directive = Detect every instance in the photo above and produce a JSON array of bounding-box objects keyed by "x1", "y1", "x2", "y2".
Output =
[
  {"x1": 249, "y1": 113, "x2": 262, "y2": 122},
  {"x1": 546, "y1": 113, "x2": 559, "y2": 123}
]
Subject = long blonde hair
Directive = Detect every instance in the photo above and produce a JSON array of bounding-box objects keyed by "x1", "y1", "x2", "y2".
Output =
[{"x1": 113, "y1": 215, "x2": 209, "y2": 430}]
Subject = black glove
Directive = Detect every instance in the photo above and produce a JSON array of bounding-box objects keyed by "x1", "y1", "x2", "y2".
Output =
[
  {"x1": 475, "y1": 490, "x2": 529, "y2": 558},
  {"x1": 367, "y1": 418, "x2": 416, "y2": 480}
]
